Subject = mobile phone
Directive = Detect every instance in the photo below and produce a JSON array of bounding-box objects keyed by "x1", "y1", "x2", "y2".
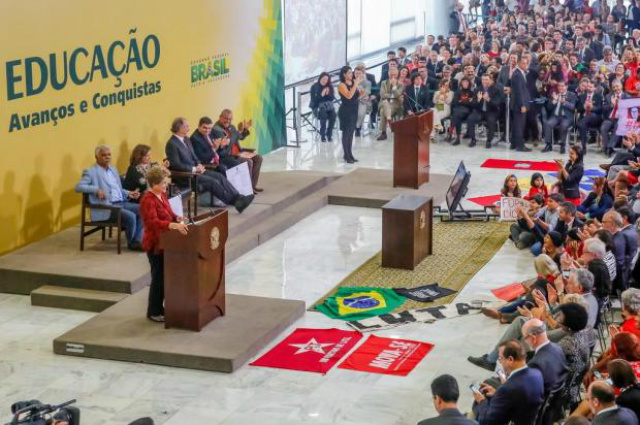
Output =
[
  {"x1": 594, "y1": 371, "x2": 603, "y2": 380},
  {"x1": 470, "y1": 384, "x2": 481, "y2": 393},
  {"x1": 498, "y1": 371, "x2": 507, "y2": 381}
]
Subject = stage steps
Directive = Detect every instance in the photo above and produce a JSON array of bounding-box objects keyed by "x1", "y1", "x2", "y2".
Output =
[{"x1": 30, "y1": 285, "x2": 128, "y2": 312}]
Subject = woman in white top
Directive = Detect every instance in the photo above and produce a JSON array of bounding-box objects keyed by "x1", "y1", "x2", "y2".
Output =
[{"x1": 431, "y1": 79, "x2": 454, "y2": 141}]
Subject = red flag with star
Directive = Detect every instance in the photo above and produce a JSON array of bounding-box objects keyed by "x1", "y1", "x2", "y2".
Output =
[{"x1": 250, "y1": 328, "x2": 363, "y2": 374}]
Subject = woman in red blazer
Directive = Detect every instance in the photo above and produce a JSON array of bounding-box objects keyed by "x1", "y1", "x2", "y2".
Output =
[{"x1": 140, "y1": 167, "x2": 188, "y2": 322}]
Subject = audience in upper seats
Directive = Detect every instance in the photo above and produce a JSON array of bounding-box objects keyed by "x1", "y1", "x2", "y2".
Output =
[
  {"x1": 123, "y1": 144, "x2": 169, "y2": 195},
  {"x1": 417, "y1": 374, "x2": 477, "y2": 425},
  {"x1": 165, "y1": 117, "x2": 254, "y2": 213},
  {"x1": 472, "y1": 340, "x2": 544, "y2": 425},
  {"x1": 76, "y1": 145, "x2": 144, "y2": 251},
  {"x1": 211, "y1": 109, "x2": 263, "y2": 194}
]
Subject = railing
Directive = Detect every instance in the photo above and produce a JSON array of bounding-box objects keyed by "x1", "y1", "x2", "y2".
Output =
[{"x1": 285, "y1": 59, "x2": 387, "y2": 146}]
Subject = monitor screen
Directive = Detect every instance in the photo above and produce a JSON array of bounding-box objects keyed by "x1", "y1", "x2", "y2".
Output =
[{"x1": 446, "y1": 161, "x2": 470, "y2": 212}]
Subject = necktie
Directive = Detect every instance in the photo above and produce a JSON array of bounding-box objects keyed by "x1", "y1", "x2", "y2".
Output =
[
  {"x1": 482, "y1": 89, "x2": 487, "y2": 112},
  {"x1": 556, "y1": 95, "x2": 563, "y2": 116},
  {"x1": 205, "y1": 134, "x2": 219, "y2": 164},
  {"x1": 612, "y1": 95, "x2": 619, "y2": 119}
]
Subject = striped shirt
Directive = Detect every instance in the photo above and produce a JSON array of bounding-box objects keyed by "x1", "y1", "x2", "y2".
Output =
[{"x1": 604, "y1": 251, "x2": 618, "y2": 282}]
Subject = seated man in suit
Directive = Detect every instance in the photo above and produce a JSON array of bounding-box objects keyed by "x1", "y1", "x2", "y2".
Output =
[
  {"x1": 75, "y1": 145, "x2": 143, "y2": 251},
  {"x1": 542, "y1": 81, "x2": 577, "y2": 154},
  {"x1": 211, "y1": 109, "x2": 263, "y2": 194},
  {"x1": 418, "y1": 374, "x2": 477, "y2": 425},
  {"x1": 190, "y1": 116, "x2": 239, "y2": 176},
  {"x1": 521, "y1": 319, "x2": 568, "y2": 397},
  {"x1": 600, "y1": 81, "x2": 629, "y2": 157},
  {"x1": 587, "y1": 381, "x2": 639, "y2": 425},
  {"x1": 473, "y1": 340, "x2": 544, "y2": 425},
  {"x1": 577, "y1": 80, "x2": 604, "y2": 152},
  {"x1": 466, "y1": 74, "x2": 502, "y2": 149},
  {"x1": 403, "y1": 74, "x2": 431, "y2": 116},
  {"x1": 165, "y1": 117, "x2": 253, "y2": 213}
]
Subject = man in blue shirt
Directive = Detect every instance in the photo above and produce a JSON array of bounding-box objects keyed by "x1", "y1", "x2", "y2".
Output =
[{"x1": 76, "y1": 145, "x2": 144, "y2": 251}]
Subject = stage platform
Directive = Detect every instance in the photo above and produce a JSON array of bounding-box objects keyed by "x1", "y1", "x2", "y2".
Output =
[
  {"x1": 0, "y1": 168, "x2": 452, "y2": 306},
  {"x1": 53, "y1": 289, "x2": 305, "y2": 373}
]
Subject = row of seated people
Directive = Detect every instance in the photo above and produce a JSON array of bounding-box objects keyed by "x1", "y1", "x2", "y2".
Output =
[{"x1": 74, "y1": 110, "x2": 263, "y2": 251}]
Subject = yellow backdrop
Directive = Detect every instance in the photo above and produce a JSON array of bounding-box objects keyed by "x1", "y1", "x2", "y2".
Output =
[{"x1": 0, "y1": 0, "x2": 285, "y2": 254}]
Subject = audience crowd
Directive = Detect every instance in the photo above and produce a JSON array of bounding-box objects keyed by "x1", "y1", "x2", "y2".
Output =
[{"x1": 413, "y1": 1, "x2": 640, "y2": 425}]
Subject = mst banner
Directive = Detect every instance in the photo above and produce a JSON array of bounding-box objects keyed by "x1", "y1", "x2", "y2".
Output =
[{"x1": 0, "y1": 0, "x2": 285, "y2": 254}]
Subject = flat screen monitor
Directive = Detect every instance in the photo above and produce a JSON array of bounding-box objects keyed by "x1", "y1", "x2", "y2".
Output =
[{"x1": 446, "y1": 161, "x2": 471, "y2": 214}]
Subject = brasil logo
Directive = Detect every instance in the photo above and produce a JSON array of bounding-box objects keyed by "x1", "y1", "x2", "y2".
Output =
[
  {"x1": 191, "y1": 53, "x2": 230, "y2": 87},
  {"x1": 337, "y1": 291, "x2": 387, "y2": 316}
]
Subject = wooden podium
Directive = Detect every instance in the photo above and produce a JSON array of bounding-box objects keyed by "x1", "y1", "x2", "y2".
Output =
[
  {"x1": 381, "y1": 195, "x2": 433, "y2": 270},
  {"x1": 161, "y1": 210, "x2": 228, "y2": 331},
  {"x1": 389, "y1": 110, "x2": 433, "y2": 189}
]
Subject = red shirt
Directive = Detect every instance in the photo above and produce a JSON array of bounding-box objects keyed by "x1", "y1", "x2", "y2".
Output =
[
  {"x1": 524, "y1": 185, "x2": 549, "y2": 202},
  {"x1": 140, "y1": 191, "x2": 178, "y2": 254}
]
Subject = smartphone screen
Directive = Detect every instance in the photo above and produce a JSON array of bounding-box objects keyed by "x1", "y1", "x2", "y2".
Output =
[{"x1": 470, "y1": 384, "x2": 481, "y2": 393}]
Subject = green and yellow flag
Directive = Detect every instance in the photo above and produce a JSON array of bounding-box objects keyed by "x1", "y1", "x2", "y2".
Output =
[{"x1": 315, "y1": 287, "x2": 406, "y2": 320}]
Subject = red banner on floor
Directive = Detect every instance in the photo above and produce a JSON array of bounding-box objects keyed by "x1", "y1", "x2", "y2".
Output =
[
  {"x1": 491, "y1": 282, "x2": 526, "y2": 301},
  {"x1": 338, "y1": 335, "x2": 433, "y2": 376},
  {"x1": 481, "y1": 159, "x2": 558, "y2": 172},
  {"x1": 468, "y1": 194, "x2": 501, "y2": 207},
  {"x1": 250, "y1": 328, "x2": 363, "y2": 374}
]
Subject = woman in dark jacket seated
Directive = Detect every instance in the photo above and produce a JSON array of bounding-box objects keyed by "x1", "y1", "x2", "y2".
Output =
[
  {"x1": 309, "y1": 72, "x2": 337, "y2": 143},
  {"x1": 554, "y1": 144, "x2": 585, "y2": 206},
  {"x1": 577, "y1": 177, "x2": 614, "y2": 221},
  {"x1": 123, "y1": 144, "x2": 169, "y2": 196}
]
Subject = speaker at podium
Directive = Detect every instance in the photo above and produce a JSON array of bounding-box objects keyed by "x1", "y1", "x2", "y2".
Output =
[{"x1": 389, "y1": 110, "x2": 433, "y2": 189}]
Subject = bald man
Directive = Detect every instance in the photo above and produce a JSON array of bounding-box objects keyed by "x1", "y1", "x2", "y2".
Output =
[
  {"x1": 587, "y1": 381, "x2": 639, "y2": 425},
  {"x1": 522, "y1": 319, "x2": 568, "y2": 398}
]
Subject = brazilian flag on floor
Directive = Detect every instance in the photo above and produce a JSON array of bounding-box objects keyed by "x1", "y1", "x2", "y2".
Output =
[{"x1": 315, "y1": 287, "x2": 406, "y2": 320}]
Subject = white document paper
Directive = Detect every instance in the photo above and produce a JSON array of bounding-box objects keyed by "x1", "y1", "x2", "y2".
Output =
[
  {"x1": 168, "y1": 194, "x2": 184, "y2": 218},
  {"x1": 499, "y1": 197, "x2": 529, "y2": 222},
  {"x1": 226, "y1": 161, "x2": 253, "y2": 196}
]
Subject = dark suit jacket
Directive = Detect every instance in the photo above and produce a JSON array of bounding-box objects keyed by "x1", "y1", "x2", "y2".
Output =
[
  {"x1": 616, "y1": 225, "x2": 639, "y2": 290},
  {"x1": 475, "y1": 367, "x2": 544, "y2": 425},
  {"x1": 577, "y1": 47, "x2": 595, "y2": 65},
  {"x1": 617, "y1": 385, "x2": 640, "y2": 421},
  {"x1": 190, "y1": 130, "x2": 218, "y2": 165},
  {"x1": 211, "y1": 123, "x2": 249, "y2": 157},
  {"x1": 510, "y1": 68, "x2": 530, "y2": 112},
  {"x1": 165, "y1": 135, "x2": 200, "y2": 173},
  {"x1": 417, "y1": 408, "x2": 478, "y2": 425},
  {"x1": 603, "y1": 93, "x2": 631, "y2": 120},
  {"x1": 545, "y1": 92, "x2": 578, "y2": 119},
  {"x1": 404, "y1": 85, "x2": 431, "y2": 114},
  {"x1": 577, "y1": 92, "x2": 604, "y2": 117},
  {"x1": 591, "y1": 406, "x2": 639, "y2": 425},
  {"x1": 471, "y1": 86, "x2": 501, "y2": 114},
  {"x1": 528, "y1": 342, "x2": 568, "y2": 397}
]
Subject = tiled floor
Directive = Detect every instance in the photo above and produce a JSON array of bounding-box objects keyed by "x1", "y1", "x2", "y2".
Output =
[{"x1": 0, "y1": 128, "x2": 606, "y2": 425}]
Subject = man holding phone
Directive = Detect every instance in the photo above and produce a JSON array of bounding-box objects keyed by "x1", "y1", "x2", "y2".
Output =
[{"x1": 473, "y1": 340, "x2": 544, "y2": 425}]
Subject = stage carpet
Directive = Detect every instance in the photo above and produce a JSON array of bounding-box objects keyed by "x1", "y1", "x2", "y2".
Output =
[{"x1": 312, "y1": 220, "x2": 510, "y2": 312}]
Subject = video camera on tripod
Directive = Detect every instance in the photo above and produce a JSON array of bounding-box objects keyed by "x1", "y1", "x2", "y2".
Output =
[{"x1": 5, "y1": 399, "x2": 79, "y2": 425}]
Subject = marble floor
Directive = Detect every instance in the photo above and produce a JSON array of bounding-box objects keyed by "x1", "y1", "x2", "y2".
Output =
[{"x1": 0, "y1": 129, "x2": 607, "y2": 425}]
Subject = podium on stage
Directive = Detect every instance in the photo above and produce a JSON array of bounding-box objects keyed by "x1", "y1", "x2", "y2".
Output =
[
  {"x1": 161, "y1": 210, "x2": 228, "y2": 331},
  {"x1": 389, "y1": 110, "x2": 433, "y2": 189}
]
